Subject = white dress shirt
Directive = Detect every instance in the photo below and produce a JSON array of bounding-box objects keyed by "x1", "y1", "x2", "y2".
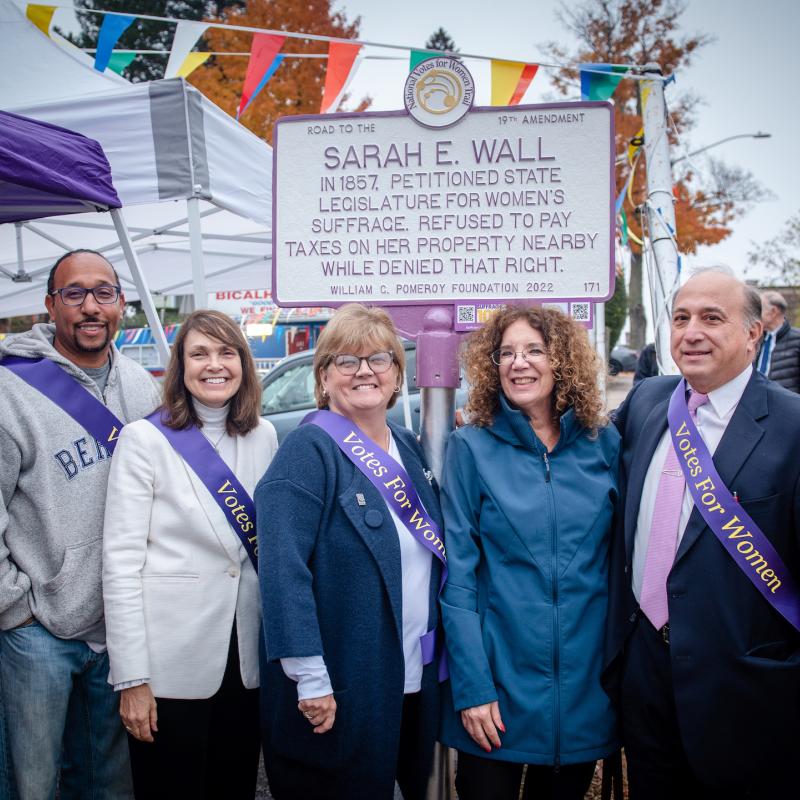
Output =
[
  {"x1": 632, "y1": 366, "x2": 752, "y2": 602},
  {"x1": 282, "y1": 431, "x2": 433, "y2": 699}
]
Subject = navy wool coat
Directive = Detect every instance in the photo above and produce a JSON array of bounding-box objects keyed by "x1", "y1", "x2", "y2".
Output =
[{"x1": 255, "y1": 420, "x2": 443, "y2": 800}]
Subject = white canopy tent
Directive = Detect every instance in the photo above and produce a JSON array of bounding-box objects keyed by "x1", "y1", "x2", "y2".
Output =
[{"x1": 0, "y1": 0, "x2": 273, "y2": 321}]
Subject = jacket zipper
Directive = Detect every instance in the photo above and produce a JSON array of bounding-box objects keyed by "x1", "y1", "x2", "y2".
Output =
[{"x1": 542, "y1": 449, "x2": 560, "y2": 766}]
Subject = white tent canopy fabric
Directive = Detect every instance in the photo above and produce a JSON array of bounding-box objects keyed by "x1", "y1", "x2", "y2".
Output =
[{"x1": 0, "y1": 0, "x2": 273, "y2": 318}]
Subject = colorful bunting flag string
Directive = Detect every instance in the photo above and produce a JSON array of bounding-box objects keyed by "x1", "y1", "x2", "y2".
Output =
[
  {"x1": 164, "y1": 20, "x2": 208, "y2": 79},
  {"x1": 26, "y1": 3, "x2": 55, "y2": 36},
  {"x1": 490, "y1": 60, "x2": 538, "y2": 106}
]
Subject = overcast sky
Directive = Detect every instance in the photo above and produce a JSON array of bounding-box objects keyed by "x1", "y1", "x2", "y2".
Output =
[{"x1": 339, "y1": 0, "x2": 799, "y2": 283}]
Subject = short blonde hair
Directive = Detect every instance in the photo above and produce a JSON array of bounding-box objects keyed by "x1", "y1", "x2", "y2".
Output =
[
  {"x1": 463, "y1": 304, "x2": 605, "y2": 431},
  {"x1": 313, "y1": 304, "x2": 406, "y2": 410}
]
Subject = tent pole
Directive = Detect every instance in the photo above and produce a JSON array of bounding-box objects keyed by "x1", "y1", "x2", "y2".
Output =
[
  {"x1": 187, "y1": 197, "x2": 207, "y2": 310},
  {"x1": 14, "y1": 223, "x2": 25, "y2": 278},
  {"x1": 110, "y1": 208, "x2": 171, "y2": 366}
]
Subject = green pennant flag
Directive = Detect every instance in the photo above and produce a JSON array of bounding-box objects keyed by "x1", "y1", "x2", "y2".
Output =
[
  {"x1": 619, "y1": 208, "x2": 629, "y2": 247},
  {"x1": 580, "y1": 64, "x2": 629, "y2": 101},
  {"x1": 409, "y1": 49, "x2": 432, "y2": 71},
  {"x1": 107, "y1": 52, "x2": 137, "y2": 75}
]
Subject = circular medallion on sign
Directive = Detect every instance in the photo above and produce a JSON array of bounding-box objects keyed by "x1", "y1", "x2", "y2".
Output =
[{"x1": 404, "y1": 56, "x2": 475, "y2": 128}]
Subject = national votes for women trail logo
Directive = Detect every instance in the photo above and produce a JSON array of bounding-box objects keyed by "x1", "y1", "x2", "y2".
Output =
[{"x1": 404, "y1": 56, "x2": 475, "y2": 129}]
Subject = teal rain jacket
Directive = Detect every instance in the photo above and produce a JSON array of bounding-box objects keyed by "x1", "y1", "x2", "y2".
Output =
[{"x1": 440, "y1": 393, "x2": 620, "y2": 765}]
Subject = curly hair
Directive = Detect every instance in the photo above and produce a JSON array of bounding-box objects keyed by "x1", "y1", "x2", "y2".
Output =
[{"x1": 463, "y1": 305, "x2": 606, "y2": 431}]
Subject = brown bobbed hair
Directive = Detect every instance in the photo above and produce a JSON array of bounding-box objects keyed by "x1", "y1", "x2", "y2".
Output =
[
  {"x1": 463, "y1": 304, "x2": 606, "y2": 431},
  {"x1": 161, "y1": 309, "x2": 262, "y2": 436},
  {"x1": 313, "y1": 304, "x2": 405, "y2": 410}
]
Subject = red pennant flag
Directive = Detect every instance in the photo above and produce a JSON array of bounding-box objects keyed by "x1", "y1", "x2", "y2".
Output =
[
  {"x1": 509, "y1": 64, "x2": 539, "y2": 105},
  {"x1": 320, "y1": 42, "x2": 362, "y2": 113},
  {"x1": 238, "y1": 33, "x2": 286, "y2": 119}
]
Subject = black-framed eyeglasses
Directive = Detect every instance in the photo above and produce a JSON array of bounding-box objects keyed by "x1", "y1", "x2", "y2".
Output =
[
  {"x1": 49, "y1": 285, "x2": 122, "y2": 307},
  {"x1": 490, "y1": 345, "x2": 548, "y2": 366},
  {"x1": 331, "y1": 351, "x2": 395, "y2": 376}
]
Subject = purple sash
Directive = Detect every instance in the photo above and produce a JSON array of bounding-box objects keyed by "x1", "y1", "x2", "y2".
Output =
[
  {"x1": 146, "y1": 411, "x2": 258, "y2": 573},
  {"x1": 668, "y1": 379, "x2": 800, "y2": 632},
  {"x1": 1, "y1": 356, "x2": 123, "y2": 453},
  {"x1": 303, "y1": 409, "x2": 448, "y2": 677}
]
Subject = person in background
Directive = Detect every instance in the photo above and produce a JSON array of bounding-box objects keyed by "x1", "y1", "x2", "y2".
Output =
[
  {"x1": 755, "y1": 289, "x2": 800, "y2": 392},
  {"x1": 606, "y1": 268, "x2": 800, "y2": 798},
  {"x1": 0, "y1": 249, "x2": 160, "y2": 799},
  {"x1": 633, "y1": 342, "x2": 658, "y2": 384},
  {"x1": 103, "y1": 310, "x2": 277, "y2": 799},
  {"x1": 440, "y1": 305, "x2": 620, "y2": 800},
  {"x1": 257, "y1": 303, "x2": 444, "y2": 800}
]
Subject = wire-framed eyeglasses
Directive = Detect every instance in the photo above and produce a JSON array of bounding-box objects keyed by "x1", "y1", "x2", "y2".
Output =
[
  {"x1": 331, "y1": 351, "x2": 395, "y2": 376},
  {"x1": 490, "y1": 346, "x2": 548, "y2": 366},
  {"x1": 49, "y1": 285, "x2": 121, "y2": 307}
]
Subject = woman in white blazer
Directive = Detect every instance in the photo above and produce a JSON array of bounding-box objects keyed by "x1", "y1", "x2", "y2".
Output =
[{"x1": 103, "y1": 310, "x2": 278, "y2": 799}]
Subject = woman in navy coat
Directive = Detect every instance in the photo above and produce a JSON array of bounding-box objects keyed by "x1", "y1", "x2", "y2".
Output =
[
  {"x1": 440, "y1": 306, "x2": 620, "y2": 800},
  {"x1": 255, "y1": 304, "x2": 443, "y2": 800}
]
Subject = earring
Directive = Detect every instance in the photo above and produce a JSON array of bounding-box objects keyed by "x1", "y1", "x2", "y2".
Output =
[
  {"x1": 394, "y1": 384, "x2": 401, "y2": 393},
  {"x1": 321, "y1": 387, "x2": 328, "y2": 398}
]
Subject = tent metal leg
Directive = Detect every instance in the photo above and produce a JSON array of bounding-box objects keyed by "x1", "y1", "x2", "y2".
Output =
[
  {"x1": 110, "y1": 208, "x2": 171, "y2": 366},
  {"x1": 187, "y1": 197, "x2": 207, "y2": 310}
]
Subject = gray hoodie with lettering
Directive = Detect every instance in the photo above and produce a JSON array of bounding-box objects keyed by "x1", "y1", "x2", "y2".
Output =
[{"x1": 0, "y1": 324, "x2": 161, "y2": 641}]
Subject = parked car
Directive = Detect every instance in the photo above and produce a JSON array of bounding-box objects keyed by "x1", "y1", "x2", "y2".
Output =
[
  {"x1": 261, "y1": 342, "x2": 468, "y2": 442},
  {"x1": 609, "y1": 345, "x2": 639, "y2": 375}
]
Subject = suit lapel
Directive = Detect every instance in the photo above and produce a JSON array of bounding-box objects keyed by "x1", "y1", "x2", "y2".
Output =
[
  {"x1": 340, "y1": 472, "x2": 403, "y2": 642},
  {"x1": 625, "y1": 397, "x2": 670, "y2": 559},
  {"x1": 674, "y1": 373, "x2": 767, "y2": 563},
  {"x1": 183, "y1": 460, "x2": 243, "y2": 565}
]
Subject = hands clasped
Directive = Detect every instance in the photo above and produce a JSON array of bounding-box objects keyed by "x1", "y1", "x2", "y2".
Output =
[
  {"x1": 460, "y1": 700, "x2": 505, "y2": 752},
  {"x1": 298, "y1": 693, "x2": 337, "y2": 734}
]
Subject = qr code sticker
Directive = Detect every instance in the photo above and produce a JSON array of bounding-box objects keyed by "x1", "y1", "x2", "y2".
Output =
[
  {"x1": 457, "y1": 305, "x2": 476, "y2": 324},
  {"x1": 571, "y1": 303, "x2": 590, "y2": 322}
]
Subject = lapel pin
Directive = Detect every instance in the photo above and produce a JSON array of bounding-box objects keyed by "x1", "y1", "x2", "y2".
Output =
[
  {"x1": 424, "y1": 469, "x2": 433, "y2": 484},
  {"x1": 356, "y1": 493, "x2": 366, "y2": 506}
]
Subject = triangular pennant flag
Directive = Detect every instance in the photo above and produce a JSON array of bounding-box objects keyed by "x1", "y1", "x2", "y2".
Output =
[
  {"x1": 242, "y1": 55, "x2": 284, "y2": 118},
  {"x1": 491, "y1": 60, "x2": 525, "y2": 106},
  {"x1": 579, "y1": 64, "x2": 629, "y2": 101},
  {"x1": 26, "y1": 4, "x2": 55, "y2": 36},
  {"x1": 619, "y1": 208, "x2": 629, "y2": 246},
  {"x1": 320, "y1": 42, "x2": 362, "y2": 113},
  {"x1": 409, "y1": 49, "x2": 431, "y2": 71},
  {"x1": 238, "y1": 33, "x2": 286, "y2": 119},
  {"x1": 165, "y1": 20, "x2": 209, "y2": 79},
  {"x1": 509, "y1": 64, "x2": 539, "y2": 105},
  {"x1": 176, "y1": 52, "x2": 212, "y2": 79},
  {"x1": 107, "y1": 52, "x2": 137, "y2": 75},
  {"x1": 95, "y1": 14, "x2": 136, "y2": 73}
]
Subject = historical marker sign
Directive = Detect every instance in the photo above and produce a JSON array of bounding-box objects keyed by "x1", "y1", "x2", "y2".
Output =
[{"x1": 273, "y1": 66, "x2": 614, "y2": 308}]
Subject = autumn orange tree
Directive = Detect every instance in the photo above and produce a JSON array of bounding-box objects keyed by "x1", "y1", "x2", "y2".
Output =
[
  {"x1": 189, "y1": 0, "x2": 365, "y2": 144},
  {"x1": 544, "y1": 0, "x2": 767, "y2": 348}
]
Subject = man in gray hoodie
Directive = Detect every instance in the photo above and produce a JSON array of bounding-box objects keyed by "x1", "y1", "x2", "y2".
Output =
[{"x1": 0, "y1": 250, "x2": 161, "y2": 799}]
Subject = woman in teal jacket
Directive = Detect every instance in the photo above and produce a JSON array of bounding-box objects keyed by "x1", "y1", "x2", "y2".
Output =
[{"x1": 441, "y1": 305, "x2": 620, "y2": 800}]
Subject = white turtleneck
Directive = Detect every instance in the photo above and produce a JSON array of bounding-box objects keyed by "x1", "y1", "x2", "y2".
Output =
[{"x1": 193, "y1": 399, "x2": 237, "y2": 470}]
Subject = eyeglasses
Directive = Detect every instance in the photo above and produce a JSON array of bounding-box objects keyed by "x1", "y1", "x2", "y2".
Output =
[
  {"x1": 490, "y1": 346, "x2": 548, "y2": 366},
  {"x1": 331, "y1": 351, "x2": 395, "y2": 376},
  {"x1": 49, "y1": 285, "x2": 121, "y2": 307}
]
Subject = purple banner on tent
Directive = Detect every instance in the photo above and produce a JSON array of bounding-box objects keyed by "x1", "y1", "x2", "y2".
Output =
[
  {"x1": 1, "y1": 356, "x2": 123, "y2": 452},
  {"x1": 146, "y1": 411, "x2": 258, "y2": 573},
  {"x1": 303, "y1": 409, "x2": 448, "y2": 677},
  {"x1": 0, "y1": 110, "x2": 120, "y2": 225},
  {"x1": 668, "y1": 379, "x2": 800, "y2": 632}
]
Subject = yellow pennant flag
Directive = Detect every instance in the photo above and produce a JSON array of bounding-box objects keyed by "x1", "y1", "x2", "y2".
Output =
[
  {"x1": 26, "y1": 4, "x2": 56, "y2": 36},
  {"x1": 176, "y1": 52, "x2": 212, "y2": 79},
  {"x1": 491, "y1": 60, "x2": 526, "y2": 106}
]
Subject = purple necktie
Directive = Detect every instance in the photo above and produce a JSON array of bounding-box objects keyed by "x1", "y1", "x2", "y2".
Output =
[{"x1": 639, "y1": 390, "x2": 709, "y2": 629}]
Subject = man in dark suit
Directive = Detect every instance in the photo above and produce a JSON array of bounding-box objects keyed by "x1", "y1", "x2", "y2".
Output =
[{"x1": 606, "y1": 267, "x2": 800, "y2": 799}]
